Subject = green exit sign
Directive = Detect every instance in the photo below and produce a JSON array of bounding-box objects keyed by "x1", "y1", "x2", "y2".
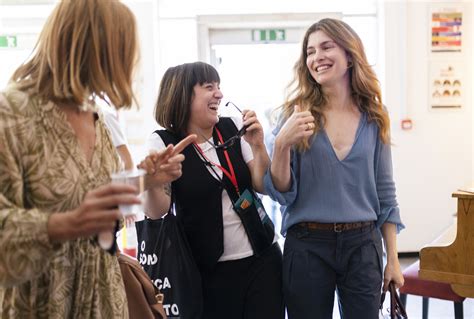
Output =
[
  {"x1": 252, "y1": 29, "x2": 286, "y2": 42},
  {"x1": 0, "y1": 35, "x2": 17, "y2": 48}
]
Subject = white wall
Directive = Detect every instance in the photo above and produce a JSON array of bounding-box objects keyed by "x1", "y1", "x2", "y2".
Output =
[
  {"x1": 384, "y1": 1, "x2": 473, "y2": 251},
  {"x1": 121, "y1": 1, "x2": 161, "y2": 162}
]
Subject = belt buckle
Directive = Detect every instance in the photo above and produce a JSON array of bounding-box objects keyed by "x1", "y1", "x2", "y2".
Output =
[{"x1": 334, "y1": 223, "x2": 343, "y2": 233}]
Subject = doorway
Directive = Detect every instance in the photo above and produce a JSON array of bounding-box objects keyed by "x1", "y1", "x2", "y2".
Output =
[{"x1": 212, "y1": 42, "x2": 300, "y2": 237}]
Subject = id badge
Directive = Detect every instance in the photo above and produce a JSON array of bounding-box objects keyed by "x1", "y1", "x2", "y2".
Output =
[
  {"x1": 234, "y1": 189, "x2": 268, "y2": 222},
  {"x1": 234, "y1": 189, "x2": 254, "y2": 211},
  {"x1": 232, "y1": 188, "x2": 274, "y2": 256}
]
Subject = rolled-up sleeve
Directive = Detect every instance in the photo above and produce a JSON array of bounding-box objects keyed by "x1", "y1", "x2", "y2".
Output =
[
  {"x1": 263, "y1": 118, "x2": 298, "y2": 206},
  {"x1": 375, "y1": 138, "x2": 405, "y2": 233},
  {"x1": 263, "y1": 120, "x2": 299, "y2": 207},
  {"x1": 263, "y1": 167, "x2": 297, "y2": 206}
]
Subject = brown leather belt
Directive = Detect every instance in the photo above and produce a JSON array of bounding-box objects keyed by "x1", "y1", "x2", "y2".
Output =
[{"x1": 297, "y1": 221, "x2": 374, "y2": 233}]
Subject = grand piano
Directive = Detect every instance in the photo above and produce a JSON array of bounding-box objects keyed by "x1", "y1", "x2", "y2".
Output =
[{"x1": 419, "y1": 191, "x2": 474, "y2": 298}]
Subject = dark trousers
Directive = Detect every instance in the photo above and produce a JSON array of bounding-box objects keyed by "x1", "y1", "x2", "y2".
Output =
[
  {"x1": 283, "y1": 224, "x2": 383, "y2": 319},
  {"x1": 200, "y1": 243, "x2": 284, "y2": 319}
]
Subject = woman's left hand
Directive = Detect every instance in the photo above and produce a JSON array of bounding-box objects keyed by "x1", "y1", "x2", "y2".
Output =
[
  {"x1": 242, "y1": 110, "x2": 264, "y2": 147},
  {"x1": 383, "y1": 258, "x2": 404, "y2": 292}
]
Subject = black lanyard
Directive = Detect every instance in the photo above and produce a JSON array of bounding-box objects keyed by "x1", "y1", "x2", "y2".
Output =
[{"x1": 193, "y1": 128, "x2": 240, "y2": 196}]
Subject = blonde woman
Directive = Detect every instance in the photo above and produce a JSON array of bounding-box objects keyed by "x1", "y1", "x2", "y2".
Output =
[
  {"x1": 0, "y1": 1, "x2": 187, "y2": 318},
  {"x1": 264, "y1": 18, "x2": 404, "y2": 318}
]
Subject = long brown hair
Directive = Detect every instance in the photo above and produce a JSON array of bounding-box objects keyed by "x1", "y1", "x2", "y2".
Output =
[
  {"x1": 154, "y1": 62, "x2": 220, "y2": 137},
  {"x1": 10, "y1": 0, "x2": 138, "y2": 109},
  {"x1": 282, "y1": 18, "x2": 390, "y2": 151}
]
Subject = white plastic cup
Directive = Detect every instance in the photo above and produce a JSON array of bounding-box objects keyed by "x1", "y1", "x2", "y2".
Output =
[
  {"x1": 110, "y1": 169, "x2": 146, "y2": 216},
  {"x1": 98, "y1": 169, "x2": 146, "y2": 250}
]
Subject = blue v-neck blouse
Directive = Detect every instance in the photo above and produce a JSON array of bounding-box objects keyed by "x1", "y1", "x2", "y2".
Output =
[{"x1": 264, "y1": 112, "x2": 404, "y2": 236}]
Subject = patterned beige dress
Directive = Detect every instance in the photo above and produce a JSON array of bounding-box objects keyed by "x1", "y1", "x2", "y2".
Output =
[{"x1": 0, "y1": 85, "x2": 128, "y2": 318}]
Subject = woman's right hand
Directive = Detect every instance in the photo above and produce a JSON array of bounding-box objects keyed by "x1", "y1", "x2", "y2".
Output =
[
  {"x1": 47, "y1": 183, "x2": 141, "y2": 243},
  {"x1": 275, "y1": 105, "x2": 315, "y2": 150},
  {"x1": 138, "y1": 134, "x2": 197, "y2": 190}
]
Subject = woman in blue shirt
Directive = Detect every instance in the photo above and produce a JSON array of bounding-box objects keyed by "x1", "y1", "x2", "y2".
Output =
[{"x1": 264, "y1": 18, "x2": 404, "y2": 318}]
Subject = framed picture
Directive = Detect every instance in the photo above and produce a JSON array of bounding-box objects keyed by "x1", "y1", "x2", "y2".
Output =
[
  {"x1": 430, "y1": 8, "x2": 462, "y2": 53},
  {"x1": 429, "y1": 60, "x2": 463, "y2": 109}
]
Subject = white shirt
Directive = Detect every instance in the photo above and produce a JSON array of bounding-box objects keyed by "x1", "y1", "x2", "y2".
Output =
[
  {"x1": 147, "y1": 117, "x2": 255, "y2": 261},
  {"x1": 100, "y1": 106, "x2": 127, "y2": 147}
]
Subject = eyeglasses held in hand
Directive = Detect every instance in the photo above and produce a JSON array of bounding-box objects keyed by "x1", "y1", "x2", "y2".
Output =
[{"x1": 202, "y1": 102, "x2": 248, "y2": 151}]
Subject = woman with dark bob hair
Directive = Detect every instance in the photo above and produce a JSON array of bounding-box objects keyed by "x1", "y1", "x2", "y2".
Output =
[{"x1": 141, "y1": 61, "x2": 284, "y2": 319}]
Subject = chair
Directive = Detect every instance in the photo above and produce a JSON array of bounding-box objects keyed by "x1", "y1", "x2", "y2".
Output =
[{"x1": 399, "y1": 260, "x2": 465, "y2": 319}]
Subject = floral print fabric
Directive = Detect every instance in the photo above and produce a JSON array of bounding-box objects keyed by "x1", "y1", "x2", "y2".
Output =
[{"x1": 0, "y1": 85, "x2": 128, "y2": 318}]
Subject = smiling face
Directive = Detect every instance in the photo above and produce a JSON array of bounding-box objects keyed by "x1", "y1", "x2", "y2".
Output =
[
  {"x1": 189, "y1": 81, "x2": 223, "y2": 132},
  {"x1": 306, "y1": 30, "x2": 351, "y2": 88}
]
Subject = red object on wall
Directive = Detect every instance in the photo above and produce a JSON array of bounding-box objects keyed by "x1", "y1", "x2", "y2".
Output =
[{"x1": 401, "y1": 119, "x2": 413, "y2": 130}]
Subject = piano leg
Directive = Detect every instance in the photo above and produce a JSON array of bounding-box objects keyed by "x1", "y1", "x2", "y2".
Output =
[
  {"x1": 422, "y1": 297, "x2": 429, "y2": 319},
  {"x1": 454, "y1": 301, "x2": 463, "y2": 319},
  {"x1": 400, "y1": 293, "x2": 407, "y2": 307}
]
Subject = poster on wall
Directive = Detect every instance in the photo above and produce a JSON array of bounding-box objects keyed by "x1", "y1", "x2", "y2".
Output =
[
  {"x1": 430, "y1": 10, "x2": 462, "y2": 52},
  {"x1": 429, "y1": 60, "x2": 463, "y2": 109}
]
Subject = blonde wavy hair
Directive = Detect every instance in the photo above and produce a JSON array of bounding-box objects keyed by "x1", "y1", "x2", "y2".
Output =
[
  {"x1": 281, "y1": 18, "x2": 390, "y2": 151},
  {"x1": 11, "y1": 0, "x2": 138, "y2": 109}
]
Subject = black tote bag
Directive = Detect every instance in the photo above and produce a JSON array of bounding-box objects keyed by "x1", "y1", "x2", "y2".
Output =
[{"x1": 136, "y1": 213, "x2": 203, "y2": 319}]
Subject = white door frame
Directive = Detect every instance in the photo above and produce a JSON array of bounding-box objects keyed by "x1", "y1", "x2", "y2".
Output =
[{"x1": 197, "y1": 13, "x2": 342, "y2": 63}]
